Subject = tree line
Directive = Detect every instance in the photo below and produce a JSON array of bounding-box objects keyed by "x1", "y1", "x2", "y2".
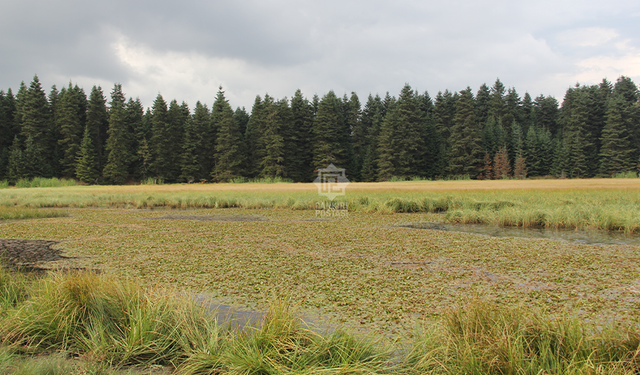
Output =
[{"x1": 0, "y1": 75, "x2": 639, "y2": 184}]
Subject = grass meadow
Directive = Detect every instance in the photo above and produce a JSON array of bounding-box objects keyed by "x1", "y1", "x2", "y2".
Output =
[{"x1": 1, "y1": 179, "x2": 640, "y2": 373}]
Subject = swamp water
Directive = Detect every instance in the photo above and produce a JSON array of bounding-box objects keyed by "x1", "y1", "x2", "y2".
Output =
[{"x1": 399, "y1": 222, "x2": 640, "y2": 246}]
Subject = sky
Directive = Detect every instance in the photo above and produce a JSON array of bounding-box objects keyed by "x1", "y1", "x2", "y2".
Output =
[{"x1": 1, "y1": 0, "x2": 639, "y2": 111}]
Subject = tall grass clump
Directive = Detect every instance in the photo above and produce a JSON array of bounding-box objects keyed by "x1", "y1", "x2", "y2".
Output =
[
  {"x1": 0, "y1": 269, "x2": 392, "y2": 373},
  {"x1": 0, "y1": 180, "x2": 8, "y2": 189},
  {"x1": 2, "y1": 271, "x2": 187, "y2": 367},
  {"x1": 402, "y1": 300, "x2": 640, "y2": 374},
  {"x1": 180, "y1": 301, "x2": 390, "y2": 374}
]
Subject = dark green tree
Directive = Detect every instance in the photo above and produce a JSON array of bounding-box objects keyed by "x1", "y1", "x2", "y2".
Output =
[
  {"x1": 20, "y1": 75, "x2": 53, "y2": 177},
  {"x1": 377, "y1": 84, "x2": 425, "y2": 180},
  {"x1": 150, "y1": 94, "x2": 171, "y2": 180},
  {"x1": 599, "y1": 94, "x2": 635, "y2": 176},
  {"x1": 433, "y1": 90, "x2": 457, "y2": 176},
  {"x1": 245, "y1": 95, "x2": 265, "y2": 178},
  {"x1": 212, "y1": 87, "x2": 244, "y2": 182},
  {"x1": 85, "y1": 86, "x2": 109, "y2": 170},
  {"x1": 7, "y1": 136, "x2": 26, "y2": 181},
  {"x1": 125, "y1": 98, "x2": 144, "y2": 177},
  {"x1": 102, "y1": 84, "x2": 131, "y2": 184},
  {"x1": 260, "y1": 96, "x2": 286, "y2": 178},
  {"x1": 475, "y1": 83, "x2": 491, "y2": 126},
  {"x1": 56, "y1": 83, "x2": 87, "y2": 177},
  {"x1": 289, "y1": 90, "x2": 314, "y2": 182},
  {"x1": 180, "y1": 101, "x2": 211, "y2": 182},
  {"x1": 448, "y1": 87, "x2": 482, "y2": 177},
  {"x1": 75, "y1": 124, "x2": 100, "y2": 183},
  {"x1": 311, "y1": 91, "x2": 349, "y2": 174}
]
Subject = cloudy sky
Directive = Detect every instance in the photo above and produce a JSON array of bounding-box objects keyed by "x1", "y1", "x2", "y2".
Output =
[{"x1": 1, "y1": 0, "x2": 639, "y2": 110}]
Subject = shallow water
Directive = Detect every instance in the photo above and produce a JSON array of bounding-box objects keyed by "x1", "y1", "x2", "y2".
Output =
[{"x1": 399, "y1": 222, "x2": 640, "y2": 246}]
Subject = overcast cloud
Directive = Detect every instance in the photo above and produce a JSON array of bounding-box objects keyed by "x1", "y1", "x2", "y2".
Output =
[{"x1": 1, "y1": 0, "x2": 639, "y2": 110}]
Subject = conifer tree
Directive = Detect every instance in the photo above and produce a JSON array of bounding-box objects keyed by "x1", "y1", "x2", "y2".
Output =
[
  {"x1": 433, "y1": 90, "x2": 457, "y2": 176},
  {"x1": 448, "y1": 88, "x2": 482, "y2": 177},
  {"x1": 521, "y1": 92, "x2": 534, "y2": 134},
  {"x1": 475, "y1": 83, "x2": 491, "y2": 126},
  {"x1": 395, "y1": 84, "x2": 425, "y2": 178},
  {"x1": 150, "y1": 94, "x2": 171, "y2": 180},
  {"x1": 510, "y1": 120, "x2": 524, "y2": 163},
  {"x1": 419, "y1": 91, "x2": 440, "y2": 179},
  {"x1": 245, "y1": 95, "x2": 265, "y2": 178},
  {"x1": 125, "y1": 98, "x2": 144, "y2": 177},
  {"x1": 56, "y1": 83, "x2": 87, "y2": 177},
  {"x1": 179, "y1": 101, "x2": 210, "y2": 182},
  {"x1": 0, "y1": 89, "x2": 18, "y2": 154},
  {"x1": 514, "y1": 153, "x2": 527, "y2": 179},
  {"x1": 179, "y1": 115, "x2": 200, "y2": 183},
  {"x1": 493, "y1": 146, "x2": 510, "y2": 179},
  {"x1": 524, "y1": 125, "x2": 541, "y2": 176},
  {"x1": 20, "y1": 75, "x2": 52, "y2": 177},
  {"x1": 75, "y1": 124, "x2": 99, "y2": 183},
  {"x1": 488, "y1": 78, "x2": 506, "y2": 124},
  {"x1": 534, "y1": 95, "x2": 560, "y2": 136},
  {"x1": 102, "y1": 84, "x2": 131, "y2": 184},
  {"x1": 164, "y1": 100, "x2": 188, "y2": 182},
  {"x1": 85, "y1": 86, "x2": 109, "y2": 170},
  {"x1": 377, "y1": 100, "x2": 398, "y2": 181},
  {"x1": 260, "y1": 97, "x2": 286, "y2": 179},
  {"x1": 212, "y1": 87, "x2": 244, "y2": 182},
  {"x1": 359, "y1": 94, "x2": 383, "y2": 181},
  {"x1": 599, "y1": 94, "x2": 635, "y2": 176},
  {"x1": 289, "y1": 90, "x2": 314, "y2": 182},
  {"x1": 551, "y1": 137, "x2": 569, "y2": 177},
  {"x1": 23, "y1": 136, "x2": 43, "y2": 178},
  {"x1": 311, "y1": 91, "x2": 349, "y2": 174},
  {"x1": 137, "y1": 138, "x2": 152, "y2": 181},
  {"x1": 7, "y1": 136, "x2": 25, "y2": 181},
  {"x1": 482, "y1": 151, "x2": 493, "y2": 180}
]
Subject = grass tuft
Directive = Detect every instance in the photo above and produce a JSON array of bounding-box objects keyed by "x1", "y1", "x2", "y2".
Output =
[
  {"x1": 0, "y1": 206, "x2": 69, "y2": 221},
  {"x1": 403, "y1": 300, "x2": 640, "y2": 374}
]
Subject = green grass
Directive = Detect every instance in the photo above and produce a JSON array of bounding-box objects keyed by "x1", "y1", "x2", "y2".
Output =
[
  {"x1": 0, "y1": 206, "x2": 69, "y2": 221},
  {"x1": 14, "y1": 177, "x2": 77, "y2": 188},
  {"x1": 613, "y1": 171, "x2": 639, "y2": 178},
  {"x1": 0, "y1": 267, "x2": 638, "y2": 374},
  {"x1": 0, "y1": 180, "x2": 8, "y2": 189},
  {"x1": 3, "y1": 179, "x2": 640, "y2": 231}
]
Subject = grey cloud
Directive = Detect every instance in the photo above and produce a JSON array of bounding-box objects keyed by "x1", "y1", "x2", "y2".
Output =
[{"x1": 1, "y1": 0, "x2": 638, "y2": 108}]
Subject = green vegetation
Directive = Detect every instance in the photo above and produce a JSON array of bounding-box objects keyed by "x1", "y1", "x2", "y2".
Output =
[
  {"x1": 0, "y1": 206, "x2": 69, "y2": 221},
  {"x1": 2, "y1": 179, "x2": 640, "y2": 232},
  {"x1": 13, "y1": 177, "x2": 77, "y2": 188},
  {"x1": 2, "y1": 180, "x2": 640, "y2": 372},
  {"x1": 0, "y1": 267, "x2": 638, "y2": 374},
  {"x1": 2, "y1": 75, "x2": 639, "y2": 185}
]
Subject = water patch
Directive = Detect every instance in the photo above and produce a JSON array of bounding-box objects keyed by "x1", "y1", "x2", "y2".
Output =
[{"x1": 399, "y1": 222, "x2": 640, "y2": 246}]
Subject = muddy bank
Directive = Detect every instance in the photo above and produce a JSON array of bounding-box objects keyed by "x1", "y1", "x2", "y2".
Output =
[{"x1": 0, "y1": 239, "x2": 66, "y2": 266}]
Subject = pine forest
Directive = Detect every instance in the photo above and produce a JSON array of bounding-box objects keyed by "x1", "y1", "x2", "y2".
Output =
[{"x1": 1, "y1": 75, "x2": 639, "y2": 184}]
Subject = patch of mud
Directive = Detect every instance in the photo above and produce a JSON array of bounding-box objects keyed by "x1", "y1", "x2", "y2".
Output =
[
  {"x1": 147, "y1": 214, "x2": 269, "y2": 222},
  {"x1": 0, "y1": 239, "x2": 66, "y2": 265}
]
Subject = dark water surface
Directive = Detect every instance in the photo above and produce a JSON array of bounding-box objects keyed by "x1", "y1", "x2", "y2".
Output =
[{"x1": 399, "y1": 222, "x2": 640, "y2": 246}]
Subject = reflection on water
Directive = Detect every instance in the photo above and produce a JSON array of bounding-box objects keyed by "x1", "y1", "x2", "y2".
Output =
[{"x1": 399, "y1": 222, "x2": 640, "y2": 246}]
